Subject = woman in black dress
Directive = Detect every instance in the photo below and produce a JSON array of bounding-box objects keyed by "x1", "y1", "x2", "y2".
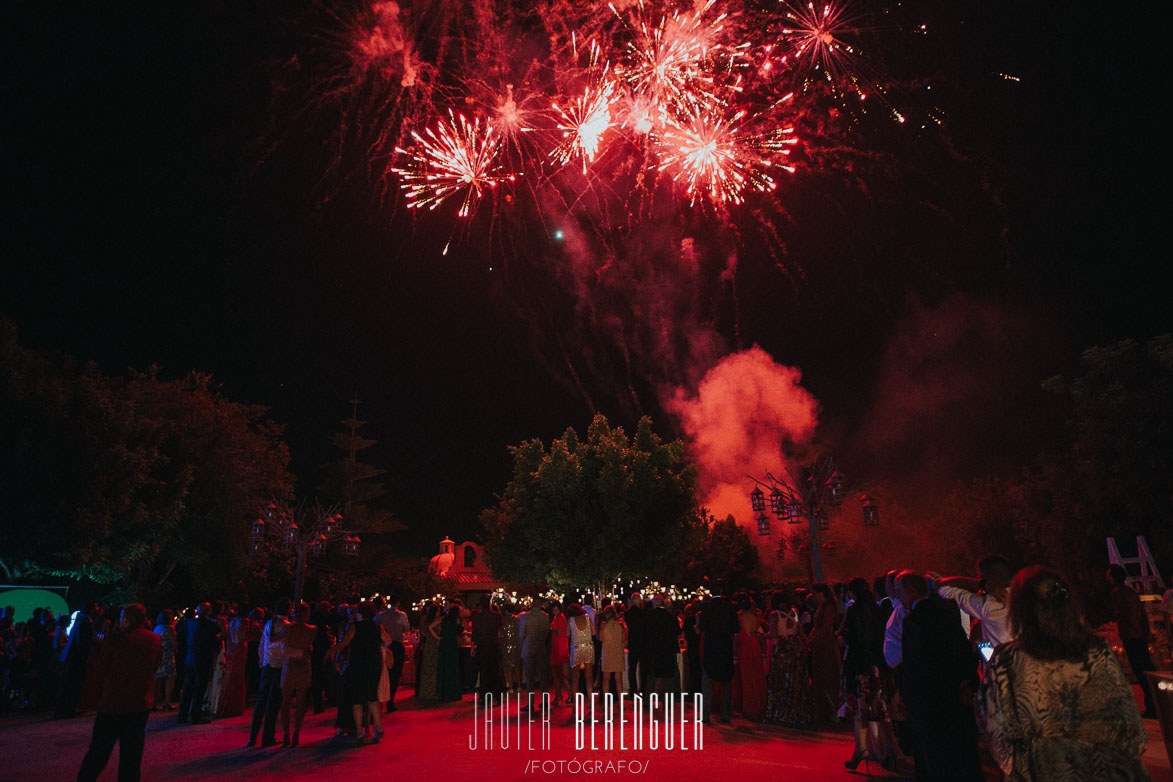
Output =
[
  {"x1": 435, "y1": 607, "x2": 463, "y2": 703},
  {"x1": 330, "y1": 601, "x2": 390, "y2": 744}
]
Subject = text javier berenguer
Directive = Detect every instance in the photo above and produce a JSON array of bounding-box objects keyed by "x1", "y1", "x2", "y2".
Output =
[{"x1": 469, "y1": 693, "x2": 704, "y2": 751}]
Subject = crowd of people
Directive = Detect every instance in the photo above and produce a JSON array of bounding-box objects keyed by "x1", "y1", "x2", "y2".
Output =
[{"x1": 2, "y1": 556, "x2": 1168, "y2": 782}]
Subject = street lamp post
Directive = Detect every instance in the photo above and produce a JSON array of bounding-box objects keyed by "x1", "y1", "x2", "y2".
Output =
[
  {"x1": 250, "y1": 500, "x2": 360, "y2": 602},
  {"x1": 747, "y1": 458, "x2": 875, "y2": 583}
]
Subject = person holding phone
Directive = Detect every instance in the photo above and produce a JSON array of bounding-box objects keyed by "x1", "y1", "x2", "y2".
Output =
[{"x1": 931, "y1": 554, "x2": 1015, "y2": 650}]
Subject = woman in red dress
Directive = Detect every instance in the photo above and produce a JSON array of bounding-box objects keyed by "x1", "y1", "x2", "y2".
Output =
[
  {"x1": 216, "y1": 604, "x2": 249, "y2": 717},
  {"x1": 807, "y1": 584, "x2": 843, "y2": 723},
  {"x1": 735, "y1": 594, "x2": 767, "y2": 721},
  {"x1": 547, "y1": 602, "x2": 571, "y2": 707}
]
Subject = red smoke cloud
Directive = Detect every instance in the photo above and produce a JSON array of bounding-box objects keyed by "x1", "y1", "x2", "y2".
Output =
[{"x1": 667, "y1": 346, "x2": 820, "y2": 537}]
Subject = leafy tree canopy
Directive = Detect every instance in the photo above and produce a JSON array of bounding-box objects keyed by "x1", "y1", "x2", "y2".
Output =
[
  {"x1": 0, "y1": 323, "x2": 293, "y2": 605},
  {"x1": 679, "y1": 514, "x2": 760, "y2": 591},
  {"x1": 481, "y1": 413, "x2": 705, "y2": 592}
]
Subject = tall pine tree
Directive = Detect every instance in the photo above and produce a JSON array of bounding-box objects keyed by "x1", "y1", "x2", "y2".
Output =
[{"x1": 318, "y1": 397, "x2": 403, "y2": 537}]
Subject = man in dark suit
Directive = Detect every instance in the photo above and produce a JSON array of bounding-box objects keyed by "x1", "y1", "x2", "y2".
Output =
[
  {"x1": 177, "y1": 602, "x2": 221, "y2": 724},
  {"x1": 646, "y1": 597, "x2": 682, "y2": 698},
  {"x1": 895, "y1": 570, "x2": 984, "y2": 782},
  {"x1": 697, "y1": 582, "x2": 738, "y2": 724},
  {"x1": 624, "y1": 593, "x2": 648, "y2": 696},
  {"x1": 55, "y1": 602, "x2": 99, "y2": 719},
  {"x1": 519, "y1": 600, "x2": 551, "y2": 711}
]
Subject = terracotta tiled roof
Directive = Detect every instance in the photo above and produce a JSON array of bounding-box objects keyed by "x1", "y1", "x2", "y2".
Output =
[{"x1": 451, "y1": 572, "x2": 499, "y2": 587}]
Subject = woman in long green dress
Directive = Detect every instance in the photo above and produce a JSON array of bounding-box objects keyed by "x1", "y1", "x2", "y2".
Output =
[{"x1": 436, "y1": 607, "x2": 463, "y2": 703}]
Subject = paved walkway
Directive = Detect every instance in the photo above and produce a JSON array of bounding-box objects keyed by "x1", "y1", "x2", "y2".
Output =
[{"x1": 2, "y1": 692, "x2": 1169, "y2": 782}]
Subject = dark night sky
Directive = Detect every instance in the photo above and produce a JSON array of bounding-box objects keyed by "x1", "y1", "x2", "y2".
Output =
[{"x1": 3, "y1": 1, "x2": 1167, "y2": 557}]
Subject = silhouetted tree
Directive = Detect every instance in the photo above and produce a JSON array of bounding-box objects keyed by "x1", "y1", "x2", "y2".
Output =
[
  {"x1": 679, "y1": 514, "x2": 760, "y2": 590},
  {"x1": 0, "y1": 323, "x2": 293, "y2": 604}
]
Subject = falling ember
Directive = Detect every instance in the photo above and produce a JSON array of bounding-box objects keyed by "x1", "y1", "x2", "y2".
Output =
[{"x1": 391, "y1": 111, "x2": 512, "y2": 217}]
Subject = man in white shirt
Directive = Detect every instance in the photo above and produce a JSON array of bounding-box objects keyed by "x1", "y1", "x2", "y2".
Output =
[
  {"x1": 248, "y1": 597, "x2": 290, "y2": 747},
  {"x1": 375, "y1": 596, "x2": 411, "y2": 713},
  {"x1": 931, "y1": 555, "x2": 1014, "y2": 648}
]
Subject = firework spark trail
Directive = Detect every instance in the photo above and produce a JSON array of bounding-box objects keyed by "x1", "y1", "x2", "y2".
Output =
[
  {"x1": 295, "y1": 0, "x2": 928, "y2": 223},
  {"x1": 391, "y1": 110, "x2": 513, "y2": 217},
  {"x1": 551, "y1": 80, "x2": 618, "y2": 171},
  {"x1": 657, "y1": 101, "x2": 797, "y2": 206},
  {"x1": 780, "y1": 1, "x2": 855, "y2": 74},
  {"x1": 610, "y1": 0, "x2": 745, "y2": 124}
]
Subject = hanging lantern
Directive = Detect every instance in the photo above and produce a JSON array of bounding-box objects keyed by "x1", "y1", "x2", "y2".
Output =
[
  {"x1": 818, "y1": 515, "x2": 830, "y2": 531},
  {"x1": 787, "y1": 501, "x2": 804, "y2": 523},
  {"x1": 768, "y1": 488, "x2": 785, "y2": 516},
  {"x1": 861, "y1": 494, "x2": 879, "y2": 526},
  {"x1": 756, "y1": 511, "x2": 771, "y2": 536},
  {"x1": 251, "y1": 518, "x2": 265, "y2": 541},
  {"x1": 325, "y1": 513, "x2": 341, "y2": 535},
  {"x1": 250, "y1": 538, "x2": 262, "y2": 554},
  {"x1": 749, "y1": 486, "x2": 765, "y2": 513},
  {"x1": 285, "y1": 523, "x2": 299, "y2": 546},
  {"x1": 826, "y1": 471, "x2": 843, "y2": 501},
  {"x1": 310, "y1": 533, "x2": 325, "y2": 557},
  {"x1": 822, "y1": 540, "x2": 837, "y2": 557},
  {"x1": 344, "y1": 535, "x2": 361, "y2": 555},
  {"x1": 775, "y1": 542, "x2": 785, "y2": 559}
]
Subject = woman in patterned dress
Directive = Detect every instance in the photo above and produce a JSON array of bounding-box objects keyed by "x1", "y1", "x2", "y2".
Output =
[
  {"x1": 500, "y1": 604, "x2": 523, "y2": 693},
  {"x1": 839, "y1": 577, "x2": 902, "y2": 771},
  {"x1": 985, "y1": 566, "x2": 1150, "y2": 781},
  {"x1": 764, "y1": 591, "x2": 814, "y2": 727},
  {"x1": 566, "y1": 604, "x2": 595, "y2": 702},
  {"x1": 153, "y1": 611, "x2": 177, "y2": 709},
  {"x1": 416, "y1": 603, "x2": 440, "y2": 702},
  {"x1": 599, "y1": 606, "x2": 627, "y2": 697}
]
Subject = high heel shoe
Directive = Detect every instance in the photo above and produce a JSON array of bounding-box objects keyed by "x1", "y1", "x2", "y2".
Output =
[{"x1": 844, "y1": 750, "x2": 870, "y2": 772}]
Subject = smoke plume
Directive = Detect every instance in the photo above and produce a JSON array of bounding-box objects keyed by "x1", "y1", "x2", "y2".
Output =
[{"x1": 666, "y1": 345, "x2": 820, "y2": 531}]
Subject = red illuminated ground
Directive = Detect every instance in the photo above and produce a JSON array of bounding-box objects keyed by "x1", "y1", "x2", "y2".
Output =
[{"x1": 4, "y1": 689, "x2": 1169, "y2": 781}]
